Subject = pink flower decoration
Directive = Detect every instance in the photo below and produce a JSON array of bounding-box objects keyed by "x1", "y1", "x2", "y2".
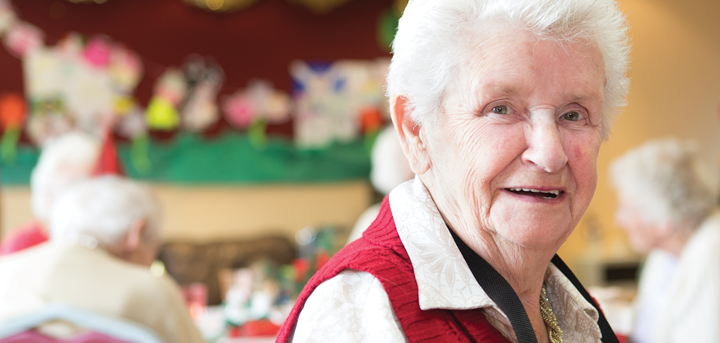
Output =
[
  {"x1": 223, "y1": 92, "x2": 255, "y2": 129},
  {"x1": 83, "y1": 36, "x2": 112, "y2": 69},
  {"x1": 3, "y1": 22, "x2": 43, "y2": 58}
]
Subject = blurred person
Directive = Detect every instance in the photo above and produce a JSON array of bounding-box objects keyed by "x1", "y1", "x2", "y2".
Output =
[
  {"x1": 347, "y1": 125, "x2": 414, "y2": 244},
  {"x1": 610, "y1": 137, "x2": 720, "y2": 343},
  {"x1": 0, "y1": 131, "x2": 99, "y2": 255},
  {"x1": 279, "y1": 0, "x2": 630, "y2": 342},
  {"x1": 0, "y1": 176, "x2": 205, "y2": 343}
]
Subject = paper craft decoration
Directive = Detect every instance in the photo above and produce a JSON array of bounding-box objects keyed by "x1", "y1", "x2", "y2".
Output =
[
  {"x1": 146, "y1": 96, "x2": 179, "y2": 131},
  {"x1": 0, "y1": 0, "x2": 17, "y2": 36},
  {"x1": 245, "y1": 80, "x2": 291, "y2": 124},
  {"x1": 64, "y1": 56, "x2": 115, "y2": 133},
  {"x1": 223, "y1": 80, "x2": 291, "y2": 130},
  {"x1": 82, "y1": 35, "x2": 112, "y2": 69},
  {"x1": 21, "y1": 33, "x2": 145, "y2": 144},
  {"x1": 23, "y1": 47, "x2": 74, "y2": 145},
  {"x1": 92, "y1": 129, "x2": 125, "y2": 176},
  {"x1": 146, "y1": 69, "x2": 186, "y2": 131},
  {"x1": 180, "y1": 56, "x2": 224, "y2": 131},
  {"x1": 0, "y1": 93, "x2": 26, "y2": 162},
  {"x1": 291, "y1": 59, "x2": 389, "y2": 149},
  {"x1": 114, "y1": 98, "x2": 151, "y2": 173},
  {"x1": 2, "y1": 21, "x2": 42, "y2": 58},
  {"x1": 222, "y1": 91, "x2": 255, "y2": 130},
  {"x1": 291, "y1": 61, "x2": 354, "y2": 149},
  {"x1": 108, "y1": 44, "x2": 143, "y2": 93},
  {"x1": 222, "y1": 80, "x2": 292, "y2": 149}
]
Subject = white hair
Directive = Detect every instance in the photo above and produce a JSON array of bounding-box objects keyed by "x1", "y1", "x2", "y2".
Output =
[
  {"x1": 50, "y1": 176, "x2": 162, "y2": 248},
  {"x1": 30, "y1": 131, "x2": 100, "y2": 222},
  {"x1": 610, "y1": 137, "x2": 720, "y2": 230},
  {"x1": 387, "y1": 0, "x2": 630, "y2": 139},
  {"x1": 371, "y1": 125, "x2": 415, "y2": 195}
]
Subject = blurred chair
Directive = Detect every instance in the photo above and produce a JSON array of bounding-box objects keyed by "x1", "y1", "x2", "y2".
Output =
[
  {"x1": 159, "y1": 235, "x2": 295, "y2": 305},
  {"x1": 0, "y1": 304, "x2": 162, "y2": 343}
]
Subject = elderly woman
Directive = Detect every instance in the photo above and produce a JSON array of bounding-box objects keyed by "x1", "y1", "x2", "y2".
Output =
[
  {"x1": 610, "y1": 138, "x2": 720, "y2": 343},
  {"x1": 0, "y1": 176, "x2": 205, "y2": 343},
  {"x1": 0, "y1": 131, "x2": 99, "y2": 255},
  {"x1": 279, "y1": 0, "x2": 630, "y2": 342}
]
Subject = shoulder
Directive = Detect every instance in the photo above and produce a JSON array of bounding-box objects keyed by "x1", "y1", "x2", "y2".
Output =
[
  {"x1": 292, "y1": 270, "x2": 406, "y2": 343},
  {"x1": 0, "y1": 222, "x2": 48, "y2": 255},
  {"x1": 681, "y1": 214, "x2": 720, "y2": 268}
]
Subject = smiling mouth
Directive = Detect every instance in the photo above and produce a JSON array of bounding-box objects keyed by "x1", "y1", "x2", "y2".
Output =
[{"x1": 505, "y1": 188, "x2": 562, "y2": 199}]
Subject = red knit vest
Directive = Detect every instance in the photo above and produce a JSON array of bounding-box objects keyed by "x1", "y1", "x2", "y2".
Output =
[{"x1": 277, "y1": 197, "x2": 511, "y2": 343}]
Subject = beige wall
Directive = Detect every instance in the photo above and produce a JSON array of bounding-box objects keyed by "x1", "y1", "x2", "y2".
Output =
[
  {"x1": 558, "y1": 0, "x2": 720, "y2": 266},
  {"x1": 1, "y1": 181, "x2": 373, "y2": 244}
]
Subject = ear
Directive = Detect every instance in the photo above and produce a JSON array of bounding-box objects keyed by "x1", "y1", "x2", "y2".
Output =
[
  {"x1": 123, "y1": 218, "x2": 147, "y2": 253},
  {"x1": 390, "y1": 94, "x2": 431, "y2": 175}
]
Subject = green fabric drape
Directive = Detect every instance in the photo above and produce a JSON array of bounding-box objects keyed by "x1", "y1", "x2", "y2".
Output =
[{"x1": 0, "y1": 132, "x2": 371, "y2": 185}]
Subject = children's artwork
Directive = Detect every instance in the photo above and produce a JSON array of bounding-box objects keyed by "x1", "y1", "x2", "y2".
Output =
[
  {"x1": 180, "y1": 56, "x2": 224, "y2": 132},
  {"x1": 290, "y1": 59, "x2": 389, "y2": 149},
  {"x1": 82, "y1": 35, "x2": 112, "y2": 68},
  {"x1": 223, "y1": 79, "x2": 291, "y2": 130},
  {"x1": 2, "y1": 21, "x2": 42, "y2": 58},
  {"x1": 21, "y1": 33, "x2": 145, "y2": 144},
  {"x1": 146, "y1": 69, "x2": 186, "y2": 131},
  {"x1": 0, "y1": 93, "x2": 26, "y2": 162},
  {"x1": 108, "y1": 45, "x2": 143, "y2": 94},
  {"x1": 290, "y1": 61, "x2": 354, "y2": 149},
  {"x1": 64, "y1": 56, "x2": 115, "y2": 132},
  {"x1": 0, "y1": 0, "x2": 17, "y2": 36}
]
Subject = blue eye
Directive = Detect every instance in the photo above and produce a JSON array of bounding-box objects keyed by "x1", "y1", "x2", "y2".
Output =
[
  {"x1": 562, "y1": 111, "x2": 582, "y2": 121},
  {"x1": 491, "y1": 105, "x2": 508, "y2": 114}
]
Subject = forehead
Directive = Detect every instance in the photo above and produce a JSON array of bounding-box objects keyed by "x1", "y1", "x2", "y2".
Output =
[{"x1": 459, "y1": 30, "x2": 605, "y2": 100}]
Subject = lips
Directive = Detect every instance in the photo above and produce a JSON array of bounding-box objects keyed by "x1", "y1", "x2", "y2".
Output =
[{"x1": 505, "y1": 188, "x2": 563, "y2": 199}]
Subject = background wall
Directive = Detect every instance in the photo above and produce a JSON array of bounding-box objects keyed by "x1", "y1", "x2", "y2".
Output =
[{"x1": 2, "y1": 181, "x2": 373, "y2": 242}]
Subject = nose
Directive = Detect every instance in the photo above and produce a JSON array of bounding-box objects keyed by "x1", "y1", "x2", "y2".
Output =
[{"x1": 522, "y1": 117, "x2": 568, "y2": 173}]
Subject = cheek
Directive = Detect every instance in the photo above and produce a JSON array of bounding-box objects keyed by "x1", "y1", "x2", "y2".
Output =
[{"x1": 569, "y1": 134, "x2": 600, "y2": 187}]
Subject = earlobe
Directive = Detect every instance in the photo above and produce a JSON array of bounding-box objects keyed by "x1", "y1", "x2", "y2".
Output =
[
  {"x1": 124, "y1": 219, "x2": 147, "y2": 253},
  {"x1": 390, "y1": 95, "x2": 431, "y2": 174}
]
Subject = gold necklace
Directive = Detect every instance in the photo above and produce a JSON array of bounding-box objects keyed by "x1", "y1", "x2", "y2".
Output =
[{"x1": 540, "y1": 285, "x2": 564, "y2": 343}]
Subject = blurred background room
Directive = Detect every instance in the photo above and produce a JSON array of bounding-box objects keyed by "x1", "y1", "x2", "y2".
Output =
[{"x1": 0, "y1": 0, "x2": 718, "y2": 342}]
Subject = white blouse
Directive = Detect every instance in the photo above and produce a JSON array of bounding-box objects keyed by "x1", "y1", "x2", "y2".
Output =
[{"x1": 291, "y1": 178, "x2": 603, "y2": 343}]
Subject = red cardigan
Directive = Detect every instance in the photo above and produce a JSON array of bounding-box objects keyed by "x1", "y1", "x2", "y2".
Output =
[{"x1": 277, "y1": 198, "x2": 510, "y2": 343}]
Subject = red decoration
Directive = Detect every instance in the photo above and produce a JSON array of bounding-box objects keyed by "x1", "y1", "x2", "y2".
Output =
[
  {"x1": 0, "y1": 93, "x2": 26, "y2": 130},
  {"x1": 359, "y1": 106, "x2": 383, "y2": 133},
  {"x1": 93, "y1": 129, "x2": 125, "y2": 176}
]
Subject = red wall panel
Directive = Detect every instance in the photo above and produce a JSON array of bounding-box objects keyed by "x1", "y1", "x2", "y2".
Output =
[{"x1": 0, "y1": 0, "x2": 393, "y2": 105}]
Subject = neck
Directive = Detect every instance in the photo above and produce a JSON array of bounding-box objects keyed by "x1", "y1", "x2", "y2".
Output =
[
  {"x1": 659, "y1": 231, "x2": 692, "y2": 258},
  {"x1": 453, "y1": 222, "x2": 553, "y2": 343},
  {"x1": 421, "y1": 175, "x2": 555, "y2": 343}
]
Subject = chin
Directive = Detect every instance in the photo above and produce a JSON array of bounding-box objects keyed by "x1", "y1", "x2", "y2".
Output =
[{"x1": 492, "y1": 215, "x2": 574, "y2": 250}]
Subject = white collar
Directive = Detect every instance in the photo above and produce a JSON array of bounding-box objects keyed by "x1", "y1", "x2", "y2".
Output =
[{"x1": 388, "y1": 177, "x2": 599, "y2": 325}]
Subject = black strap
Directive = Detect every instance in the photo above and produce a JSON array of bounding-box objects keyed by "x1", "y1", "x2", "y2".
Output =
[
  {"x1": 449, "y1": 228, "x2": 619, "y2": 343},
  {"x1": 449, "y1": 228, "x2": 538, "y2": 343},
  {"x1": 550, "y1": 255, "x2": 619, "y2": 343}
]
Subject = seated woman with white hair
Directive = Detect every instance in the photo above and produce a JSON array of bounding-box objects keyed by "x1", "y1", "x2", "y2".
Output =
[
  {"x1": 610, "y1": 138, "x2": 720, "y2": 343},
  {"x1": 0, "y1": 176, "x2": 205, "y2": 343},
  {"x1": 0, "y1": 131, "x2": 99, "y2": 255}
]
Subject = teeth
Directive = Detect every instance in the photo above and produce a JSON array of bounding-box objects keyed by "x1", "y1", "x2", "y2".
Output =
[{"x1": 508, "y1": 188, "x2": 561, "y2": 195}]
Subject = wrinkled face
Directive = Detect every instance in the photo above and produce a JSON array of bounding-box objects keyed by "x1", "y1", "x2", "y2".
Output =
[{"x1": 423, "y1": 31, "x2": 605, "y2": 250}]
